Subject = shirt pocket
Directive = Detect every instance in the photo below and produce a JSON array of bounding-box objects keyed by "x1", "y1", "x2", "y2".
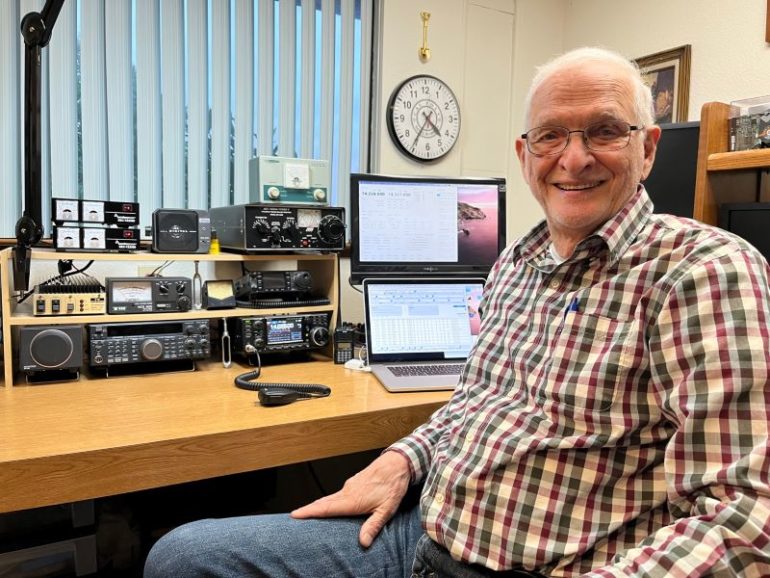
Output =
[{"x1": 531, "y1": 313, "x2": 638, "y2": 416}]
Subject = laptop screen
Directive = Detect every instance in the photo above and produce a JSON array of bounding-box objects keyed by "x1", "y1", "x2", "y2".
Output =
[{"x1": 363, "y1": 279, "x2": 485, "y2": 363}]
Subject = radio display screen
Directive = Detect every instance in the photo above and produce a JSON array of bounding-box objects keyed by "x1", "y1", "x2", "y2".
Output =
[
  {"x1": 262, "y1": 275, "x2": 286, "y2": 290},
  {"x1": 266, "y1": 317, "x2": 303, "y2": 344}
]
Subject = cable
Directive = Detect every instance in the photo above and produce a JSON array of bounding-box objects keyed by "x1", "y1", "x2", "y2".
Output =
[
  {"x1": 17, "y1": 259, "x2": 100, "y2": 303},
  {"x1": 347, "y1": 276, "x2": 363, "y2": 294},
  {"x1": 234, "y1": 349, "x2": 331, "y2": 406}
]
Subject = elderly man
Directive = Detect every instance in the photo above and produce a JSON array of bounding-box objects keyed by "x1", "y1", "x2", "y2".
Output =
[{"x1": 145, "y1": 47, "x2": 770, "y2": 578}]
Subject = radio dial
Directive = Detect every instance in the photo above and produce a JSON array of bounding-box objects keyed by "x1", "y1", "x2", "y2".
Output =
[
  {"x1": 176, "y1": 295, "x2": 191, "y2": 311},
  {"x1": 282, "y1": 220, "x2": 300, "y2": 243},
  {"x1": 269, "y1": 225, "x2": 282, "y2": 245},
  {"x1": 254, "y1": 220, "x2": 270, "y2": 235},
  {"x1": 141, "y1": 339, "x2": 164, "y2": 361},
  {"x1": 158, "y1": 282, "x2": 169, "y2": 295},
  {"x1": 309, "y1": 326, "x2": 330, "y2": 347},
  {"x1": 184, "y1": 338, "x2": 196, "y2": 349},
  {"x1": 318, "y1": 215, "x2": 345, "y2": 243},
  {"x1": 293, "y1": 271, "x2": 312, "y2": 291}
]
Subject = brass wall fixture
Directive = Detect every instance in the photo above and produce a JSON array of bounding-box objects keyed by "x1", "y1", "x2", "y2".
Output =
[{"x1": 419, "y1": 11, "x2": 431, "y2": 62}]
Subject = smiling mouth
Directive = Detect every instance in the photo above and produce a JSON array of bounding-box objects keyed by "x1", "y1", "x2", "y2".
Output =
[{"x1": 555, "y1": 182, "x2": 602, "y2": 191}]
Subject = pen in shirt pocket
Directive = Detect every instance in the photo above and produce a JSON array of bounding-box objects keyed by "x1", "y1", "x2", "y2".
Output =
[{"x1": 564, "y1": 295, "x2": 580, "y2": 320}]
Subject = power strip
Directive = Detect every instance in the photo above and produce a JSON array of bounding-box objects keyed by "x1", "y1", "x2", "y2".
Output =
[{"x1": 32, "y1": 292, "x2": 106, "y2": 316}]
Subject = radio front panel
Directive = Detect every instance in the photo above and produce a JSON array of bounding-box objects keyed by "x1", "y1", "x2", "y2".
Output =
[{"x1": 88, "y1": 320, "x2": 211, "y2": 367}]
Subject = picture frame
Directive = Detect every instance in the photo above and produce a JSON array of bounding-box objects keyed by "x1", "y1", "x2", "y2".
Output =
[{"x1": 635, "y1": 45, "x2": 691, "y2": 124}]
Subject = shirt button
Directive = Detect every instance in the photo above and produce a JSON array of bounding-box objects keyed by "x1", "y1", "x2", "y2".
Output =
[
  {"x1": 550, "y1": 279, "x2": 559, "y2": 289},
  {"x1": 435, "y1": 494, "x2": 445, "y2": 504}
]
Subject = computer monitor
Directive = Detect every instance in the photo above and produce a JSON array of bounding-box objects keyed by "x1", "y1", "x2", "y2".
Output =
[
  {"x1": 719, "y1": 202, "x2": 770, "y2": 261},
  {"x1": 643, "y1": 121, "x2": 700, "y2": 218},
  {"x1": 349, "y1": 173, "x2": 506, "y2": 285}
]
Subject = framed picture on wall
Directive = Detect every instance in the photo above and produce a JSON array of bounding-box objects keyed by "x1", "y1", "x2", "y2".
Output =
[{"x1": 635, "y1": 45, "x2": 691, "y2": 124}]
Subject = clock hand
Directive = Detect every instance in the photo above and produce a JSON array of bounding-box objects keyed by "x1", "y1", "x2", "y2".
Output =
[
  {"x1": 412, "y1": 115, "x2": 430, "y2": 147},
  {"x1": 422, "y1": 111, "x2": 439, "y2": 135}
]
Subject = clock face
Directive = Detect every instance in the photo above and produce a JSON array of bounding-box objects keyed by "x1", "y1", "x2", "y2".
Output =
[{"x1": 386, "y1": 75, "x2": 461, "y2": 162}]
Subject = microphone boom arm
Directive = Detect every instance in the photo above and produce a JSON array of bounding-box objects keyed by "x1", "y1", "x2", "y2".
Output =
[{"x1": 14, "y1": 0, "x2": 65, "y2": 292}]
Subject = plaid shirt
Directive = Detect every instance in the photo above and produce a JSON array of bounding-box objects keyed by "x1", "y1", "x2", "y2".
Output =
[{"x1": 390, "y1": 187, "x2": 770, "y2": 577}]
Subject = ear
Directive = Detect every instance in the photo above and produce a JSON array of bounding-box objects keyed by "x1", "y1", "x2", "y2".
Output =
[
  {"x1": 640, "y1": 125, "x2": 662, "y2": 181},
  {"x1": 515, "y1": 137, "x2": 530, "y2": 183}
]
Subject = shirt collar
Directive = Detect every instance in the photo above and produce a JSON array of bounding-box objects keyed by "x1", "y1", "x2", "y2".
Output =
[{"x1": 513, "y1": 185, "x2": 653, "y2": 268}]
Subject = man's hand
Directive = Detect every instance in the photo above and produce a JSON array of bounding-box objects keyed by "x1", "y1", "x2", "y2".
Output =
[{"x1": 290, "y1": 451, "x2": 412, "y2": 548}]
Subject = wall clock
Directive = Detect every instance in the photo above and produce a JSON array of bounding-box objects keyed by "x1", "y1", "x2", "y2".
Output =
[{"x1": 386, "y1": 74, "x2": 461, "y2": 162}]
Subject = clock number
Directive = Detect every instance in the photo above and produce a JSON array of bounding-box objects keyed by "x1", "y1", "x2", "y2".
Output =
[{"x1": 405, "y1": 129, "x2": 410, "y2": 137}]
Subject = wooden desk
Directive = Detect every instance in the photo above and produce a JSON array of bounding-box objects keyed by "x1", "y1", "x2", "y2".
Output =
[{"x1": 0, "y1": 361, "x2": 450, "y2": 514}]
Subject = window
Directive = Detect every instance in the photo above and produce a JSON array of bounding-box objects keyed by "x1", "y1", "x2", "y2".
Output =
[{"x1": 0, "y1": 0, "x2": 373, "y2": 238}]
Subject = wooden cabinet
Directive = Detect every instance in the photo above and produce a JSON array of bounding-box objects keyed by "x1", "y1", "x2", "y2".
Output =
[
  {"x1": 0, "y1": 248, "x2": 339, "y2": 386},
  {"x1": 693, "y1": 101, "x2": 770, "y2": 225}
]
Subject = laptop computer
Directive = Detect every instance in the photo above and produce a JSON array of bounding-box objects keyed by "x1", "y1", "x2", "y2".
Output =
[{"x1": 363, "y1": 278, "x2": 485, "y2": 392}]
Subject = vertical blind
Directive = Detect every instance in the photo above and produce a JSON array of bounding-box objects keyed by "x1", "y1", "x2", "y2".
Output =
[{"x1": 0, "y1": 0, "x2": 373, "y2": 238}]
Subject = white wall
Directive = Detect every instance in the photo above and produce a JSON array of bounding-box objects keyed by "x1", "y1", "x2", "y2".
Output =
[{"x1": 561, "y1": 0, "x2": 770, "y2": 119}]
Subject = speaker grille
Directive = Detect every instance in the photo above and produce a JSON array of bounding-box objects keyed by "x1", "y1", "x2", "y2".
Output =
[
  {"x1": 19, "y1": 326, "x2": 82, "y2": 372},
  {"x1": 154, "y1": 210, "x2": 200, "y2": 252}
]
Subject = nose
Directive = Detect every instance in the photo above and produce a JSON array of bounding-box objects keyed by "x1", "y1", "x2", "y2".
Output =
[{"x1": 558, "y1": 131, "x2": 595, "y2": 172}]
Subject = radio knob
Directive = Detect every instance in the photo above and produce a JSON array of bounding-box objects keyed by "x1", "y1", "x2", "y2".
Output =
[
  {"x1": 158, "y1": 282, "x2": 169, "y2": 295},
  {"x1": 175, "y1": 280, "x2": 187, "y2": 293},
  {"x1": 313, "y1": 188, "x2": 326, "y2": 201},
  {"x1": 318, "y1": 215, "x2": 345, "y2": 243},
  {"x1": 184, "y1": 338, "x2": 196, "y2": 349},
  {"x1": 267, "y1": 186, "x2": 281, "y2": 200},
  {"x1": 177, "y1": 295, "x2": 191, "y2": 311},
  {"x1": 309, "y1": 326, "x2": 330, "y2": 347},
  {"x1": 293, "y1": 271, "x2": 312, "y2": 291},
  {"x1": 141, "y1": 339, "x2": 164, "y2": 361},
  {"x1": 282, "y1": 220, "x2": 300, "y2": 243},
  {"x1": 269, "y1": 225, "x2": 282, "y2": 246},
  {"x1": 254, "y1": 220, "x2": 270, "y2": 235}
]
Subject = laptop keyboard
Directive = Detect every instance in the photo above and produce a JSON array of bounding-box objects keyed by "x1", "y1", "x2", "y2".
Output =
[{"x1": 387, "y1": 364, "x2": 463, "y2": 377}]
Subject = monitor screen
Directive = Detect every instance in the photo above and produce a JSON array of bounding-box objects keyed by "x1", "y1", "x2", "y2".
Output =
[
  {"x1": 719, "y1": 202, "x2": 770, "y2": 261},
  {"x1": 349, "y1": 173, "x2": 506, "y2": 284},
  {"x1": 643, "y1": 121, "x2": 700, "y2": 218}
]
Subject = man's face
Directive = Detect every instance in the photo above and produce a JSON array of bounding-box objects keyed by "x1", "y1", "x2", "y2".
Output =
[{"x1": 515, "y1": 62, "x2": 660, "y2": 246}]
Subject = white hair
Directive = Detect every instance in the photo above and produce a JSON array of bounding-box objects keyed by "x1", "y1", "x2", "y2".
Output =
[{"x1": 522, "y1": 47, "x2": 655, "y2": 129}]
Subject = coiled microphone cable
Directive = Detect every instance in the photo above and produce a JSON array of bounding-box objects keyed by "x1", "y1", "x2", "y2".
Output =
[{"x1": 234, "y1": 347, "x2": 331, "y2": 406}]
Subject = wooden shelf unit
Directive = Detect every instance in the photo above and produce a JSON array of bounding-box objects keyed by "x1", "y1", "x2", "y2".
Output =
[
  {"x1": 0, "y1": 248, "x2": 339, "y2": 386},
  {"x1": 693, "y1": 101, "x2": 770, "y2": 226}
]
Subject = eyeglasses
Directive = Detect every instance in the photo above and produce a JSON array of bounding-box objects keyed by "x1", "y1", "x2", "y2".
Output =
[{"x1": 521, "y1": 120, "x2": 643, "y2": 157}]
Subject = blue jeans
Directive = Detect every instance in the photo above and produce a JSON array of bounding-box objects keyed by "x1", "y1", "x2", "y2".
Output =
[
  {"x1": 143, "y1": 504, "x2": 545, "y2": 577},
  {"x1": 144, "y1": 503, "x2": 424, "y2": 577}
]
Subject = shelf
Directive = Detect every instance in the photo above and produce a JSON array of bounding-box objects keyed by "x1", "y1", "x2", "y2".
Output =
[
  {"x1": 708, "y1": 149, "x2": 770, "y2": 172},
  {"x1": 8, "y1": 304, "x2": 335, "y2": 326},
  {"x1": 0, "y1": 247, "x2": 340, "y2": 386},
  {"x1": 29, "y1": 248, "x2": 337, "y2": 262}
]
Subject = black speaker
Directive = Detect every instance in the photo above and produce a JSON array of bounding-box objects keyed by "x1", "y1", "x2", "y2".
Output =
[
  {"x1": 19, "y1": 326, "x2": 83, "y2": 373},
  {"x1": 152, "y1": 209, "x2": 211, "y2": 253}
]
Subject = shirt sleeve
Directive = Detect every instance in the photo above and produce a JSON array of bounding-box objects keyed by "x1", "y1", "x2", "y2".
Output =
[{"x1": 587, "y1": 245, "x2": 770, "y2": 577}]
